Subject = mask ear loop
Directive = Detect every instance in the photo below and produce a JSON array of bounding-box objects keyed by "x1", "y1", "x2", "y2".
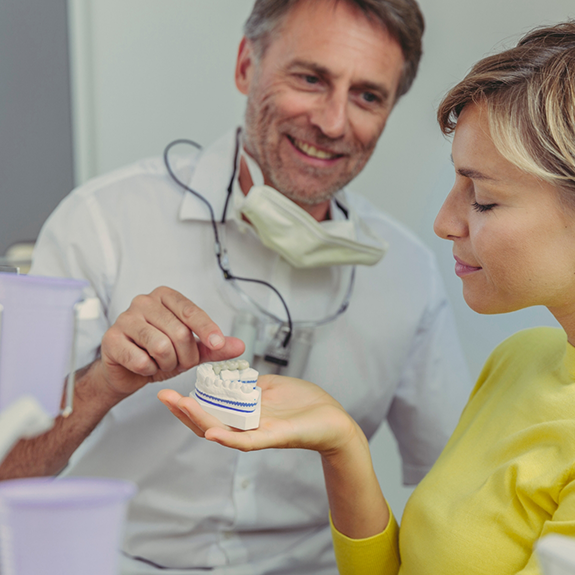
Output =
[{"x1": 163, "y1": 134, "x2": 293, "y2": 349}]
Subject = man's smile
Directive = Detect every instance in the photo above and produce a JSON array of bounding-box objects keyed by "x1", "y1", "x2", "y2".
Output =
[{"x1": 287, "y1": 135, "x2": 344, "y2": 161}]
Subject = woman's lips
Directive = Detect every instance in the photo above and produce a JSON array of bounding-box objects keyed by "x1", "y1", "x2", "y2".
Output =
[{"x1": 454, "y1": 255, "x2": 482, "y2": 277}]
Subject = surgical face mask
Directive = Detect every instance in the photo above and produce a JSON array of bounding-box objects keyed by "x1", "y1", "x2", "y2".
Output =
[{"x1": 235, "y1": 152, "x2": 388, "y2": 268}]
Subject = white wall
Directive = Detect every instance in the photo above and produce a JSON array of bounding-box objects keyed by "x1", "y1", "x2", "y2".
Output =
[{"x1": 67, "y1": 0, "x2": 575, "y2": 518}]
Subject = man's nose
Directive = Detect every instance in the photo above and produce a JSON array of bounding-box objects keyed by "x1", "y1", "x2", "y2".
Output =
[
  {"x1": 310, "y1": 90, "x2": 348, "y2": 139},
  {"x1": 433, "y1": 185, "x2": 468, "y2": 241}
]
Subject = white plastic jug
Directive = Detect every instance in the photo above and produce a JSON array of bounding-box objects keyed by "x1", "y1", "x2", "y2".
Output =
[
  {"x1": 0, "y1": 273, "x2": 88, "y2": 417},
  {"x1": 0, "y1": 477, "x2": 136, "y2": 575},
  {"x1": 537, "y1": 534, "x2": 575, "y2": 575}
]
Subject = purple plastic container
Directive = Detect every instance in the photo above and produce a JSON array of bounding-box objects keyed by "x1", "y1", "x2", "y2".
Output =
[
  {"x1": 0, "y1": 477, "x2": 136, "y2": 575},
  {"x1": 0, "y1": 274, "x2": 88, "y2": 416}
]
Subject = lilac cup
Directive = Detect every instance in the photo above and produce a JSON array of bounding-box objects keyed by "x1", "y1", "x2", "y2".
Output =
[
  {"x1": 0, "y1": 477, "x2": 136, "y2": 575},
  {"x1": 0, "y1": 273, "x2": 88, "y2": 416}
]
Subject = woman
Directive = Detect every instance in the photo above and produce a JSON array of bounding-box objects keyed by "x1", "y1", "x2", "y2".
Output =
[{"x1": 159, "y1": 21, "x2": 575, "y2": 574}]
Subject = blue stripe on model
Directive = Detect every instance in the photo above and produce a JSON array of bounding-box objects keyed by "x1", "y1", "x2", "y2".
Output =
[{"x1": 195, "y1": 389, "x2": 257, "y2": 413}]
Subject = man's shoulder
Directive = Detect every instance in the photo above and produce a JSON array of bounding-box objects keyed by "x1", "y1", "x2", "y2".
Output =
[
  {"x1": 344, "y1": 189, "x2": 435, "y2": 262},
  {"x1": 71, "y1": 154, "x2": 198, "y2": 203},
  {"x1": 62, "y1": 130, "x2": 234, "y2": 216}
]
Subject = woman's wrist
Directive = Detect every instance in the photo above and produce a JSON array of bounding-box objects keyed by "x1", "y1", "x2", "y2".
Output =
[
  {"x1": 319, "y1": 417, "x2": 369, "y2": 464},
  {"x1": 320, "y1": 419, "x2": 390, "y2": 539}
]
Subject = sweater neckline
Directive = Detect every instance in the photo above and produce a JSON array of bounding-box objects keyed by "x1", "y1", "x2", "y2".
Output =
[{"x1": 564, "y1": 340, "x2": 575, "y2": 380}]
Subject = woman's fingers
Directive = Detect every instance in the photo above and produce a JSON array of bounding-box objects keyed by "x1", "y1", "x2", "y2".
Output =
[
  {"x1": 157, "y1": 389, "x2": 276, "y2": 450},
  {"x1": 158, "y1": 375, "x2": 358, "y2": 455},
  {"x1": 157, "y1": 389, "x2": 232, "y2": 437},
  {"x1": 157, "y1": 389, "x2": 206, "y2": 436}
]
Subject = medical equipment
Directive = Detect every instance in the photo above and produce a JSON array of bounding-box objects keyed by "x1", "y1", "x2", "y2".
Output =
[
  {"x1": 238, "y1": 154, "x2": 387, "y2": 268},
  {"x1": 231, "y1": 310, "x2": 258, "y2": 364},
  {"x1": 279, "y1": 325, "x2": 314, "y2": 378},
  {"x1": 225, "y1": 264, "x2": 354, "y2": 376},
  {"x1": 163, "y1": 130, "x2": 356, "y2": 377}
]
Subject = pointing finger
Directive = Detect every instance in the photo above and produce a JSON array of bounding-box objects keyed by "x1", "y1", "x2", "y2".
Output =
[{"x1": 154, "y1": 287, "x2": 228, "y2": 351}]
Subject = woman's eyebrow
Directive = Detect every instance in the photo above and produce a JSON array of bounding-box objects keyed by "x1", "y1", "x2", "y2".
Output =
[
  {"x1": 457, "y1": 167, "x2": 498, "y2": 181},
  {"x1": 451, "y1": 157, "x2": 498, "y2": 182}
]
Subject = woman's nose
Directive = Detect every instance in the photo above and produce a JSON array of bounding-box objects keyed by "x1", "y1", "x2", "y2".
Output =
[{"x1": 434, "y1": 185, "x2": 468, "y2": 241}]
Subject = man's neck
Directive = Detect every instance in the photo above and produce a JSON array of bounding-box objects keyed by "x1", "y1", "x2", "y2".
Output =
[{"x1": 238, "y1": 156, "x2": 331, "y2": 222}]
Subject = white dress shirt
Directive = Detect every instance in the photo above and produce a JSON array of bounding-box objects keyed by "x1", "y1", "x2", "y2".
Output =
[{"x1": 31, "y1": 130, "x2": 470, "y2": 574}]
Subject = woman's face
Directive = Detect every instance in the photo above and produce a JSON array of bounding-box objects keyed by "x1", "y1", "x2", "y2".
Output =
[{"x1": 434, "y1": 103, "x2": 575, "y2": 317}]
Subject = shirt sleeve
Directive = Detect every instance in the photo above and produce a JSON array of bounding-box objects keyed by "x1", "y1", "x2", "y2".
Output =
[
  {"x1": 30, "y1": 190, "x2": 116, "y2": 369},
  {"x1": 330, "y1": 503, "x2": 401, "y2": 575},
  {"x1": 517, "y1": 477, "x2": 575, "y2": 575},
  {"x1": 387, "y1": 259, "x2": 472, "y2": 485}
]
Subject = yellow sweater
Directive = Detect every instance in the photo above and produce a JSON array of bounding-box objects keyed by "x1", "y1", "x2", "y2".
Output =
[{"x1": 332, "y1": 328, "x2": 575, "y2": 574}]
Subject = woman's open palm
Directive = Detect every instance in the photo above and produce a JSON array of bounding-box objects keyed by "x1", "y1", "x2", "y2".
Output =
[{"x1": 158, "y1": 374, "x2": 358, "y2": 455}]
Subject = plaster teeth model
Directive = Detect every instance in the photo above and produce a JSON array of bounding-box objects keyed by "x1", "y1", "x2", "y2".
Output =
[{"x1": 192, "y1": 359, "x2": 261, "y2": 430}]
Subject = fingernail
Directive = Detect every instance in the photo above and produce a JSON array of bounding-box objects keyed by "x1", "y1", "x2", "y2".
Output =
[{"x1": 208, "y1": 333, "x2": 224, "y2": 348}]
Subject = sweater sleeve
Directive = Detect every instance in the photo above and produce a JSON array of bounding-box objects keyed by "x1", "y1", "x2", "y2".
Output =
[
  {"x1": 516, "y1": 475, "x2": 575, "y2": 574},
  {"x1": 330, "y1": 503, "x2": 401, "y2": 575}
]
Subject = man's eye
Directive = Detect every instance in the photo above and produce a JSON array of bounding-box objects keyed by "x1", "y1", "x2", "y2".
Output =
[
  {"x1": 362, "y1": 92, "x2": 379, "y2": 103},
  {"x1": 303, "y1": 75, "x2": 319, "y2": 85}
]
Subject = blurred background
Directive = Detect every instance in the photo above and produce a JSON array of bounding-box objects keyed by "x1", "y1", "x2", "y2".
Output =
[{"x1": 2, "y1": 0, "x2": 574, "y2": 516}]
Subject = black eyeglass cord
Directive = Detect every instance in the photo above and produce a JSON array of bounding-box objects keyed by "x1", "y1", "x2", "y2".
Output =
[{"x1": 163, "y1": 131, "x2": 293, "y2": 348}]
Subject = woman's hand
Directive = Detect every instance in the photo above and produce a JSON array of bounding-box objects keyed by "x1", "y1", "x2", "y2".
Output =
[
  {"x1": 157, "y1": 374, "x2": 359, "y2": 455},
  {"x1": 158, "y1": 373, "x2": 390, "y2": 539}
]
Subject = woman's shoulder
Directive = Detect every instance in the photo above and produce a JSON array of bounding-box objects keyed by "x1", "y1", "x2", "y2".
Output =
[
  {"x1": 492, "y1": 327, "x2": 566, "y2": 360},
  {"x1": 468, "y1": 327, "x2": 567, "y2": 401}
]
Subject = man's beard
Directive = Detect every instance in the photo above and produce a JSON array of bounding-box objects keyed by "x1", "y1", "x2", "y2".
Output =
[{"x1": 242, "y1": 95, "x2": 378, "y2": 206}]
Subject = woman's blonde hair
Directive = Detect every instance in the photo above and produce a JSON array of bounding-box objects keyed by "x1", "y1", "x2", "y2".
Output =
[{"x1": 438, "y1": 21, "x2": 575, "y2": 202}]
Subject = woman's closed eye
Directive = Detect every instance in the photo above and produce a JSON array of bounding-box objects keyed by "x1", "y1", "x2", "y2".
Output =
[{"x1": 472, "y1": 201, "x2": 497, "y2": 213}]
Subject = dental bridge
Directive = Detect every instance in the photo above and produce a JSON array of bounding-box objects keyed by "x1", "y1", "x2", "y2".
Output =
[{"x1": 193, "y1": 360, "x2": 261, "y2": 430}]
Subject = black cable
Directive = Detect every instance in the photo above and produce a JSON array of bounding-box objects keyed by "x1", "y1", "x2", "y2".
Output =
[
  {"x1": 220, "y1": 127, "x2": 240, "y2": 225},
  {"x1": 163, "y1": 136, "x2": 293, "y2": 348}
]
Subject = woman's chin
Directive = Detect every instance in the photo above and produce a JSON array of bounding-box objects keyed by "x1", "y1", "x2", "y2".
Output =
[{"x1": 462, "y1": 291, "x2": 523, "y2": 316}]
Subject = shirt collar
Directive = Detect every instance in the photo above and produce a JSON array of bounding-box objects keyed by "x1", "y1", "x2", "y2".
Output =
[
  {"x1": 178, "y1": 127, "x2": 351, "y2": 223},
  {"x1": 179, "y1": 128, "x2": 239, "y2": 222}
]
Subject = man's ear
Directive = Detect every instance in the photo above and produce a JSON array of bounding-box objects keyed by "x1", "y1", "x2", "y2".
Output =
[{"x1": 235, "y1": 37, "x2": 256, "y2": 95}]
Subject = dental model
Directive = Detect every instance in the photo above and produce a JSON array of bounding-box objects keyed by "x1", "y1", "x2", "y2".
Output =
[{"x1": 193, "y1": 359, "x2": 261, "y2": 430}]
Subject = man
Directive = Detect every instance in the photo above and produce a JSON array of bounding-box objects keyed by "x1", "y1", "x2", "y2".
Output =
[{"x1": 1, "y1": 1, "x2": 470, "y2": 573}]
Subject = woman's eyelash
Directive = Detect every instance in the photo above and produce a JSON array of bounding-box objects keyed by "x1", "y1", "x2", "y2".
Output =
[{"x1": 472, "y1": 201, "x2": 497, "y2": 213}]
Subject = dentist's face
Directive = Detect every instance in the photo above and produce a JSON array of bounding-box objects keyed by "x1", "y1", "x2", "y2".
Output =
[
  {"x1": 235, "y1": 0, "x2": 404, "y2": 209},
  {"x1": 434, "y1": 103, "x2": 575, "y2": 316}
]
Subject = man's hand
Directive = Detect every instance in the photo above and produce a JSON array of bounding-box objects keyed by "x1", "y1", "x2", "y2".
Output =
[
  {"x1": 0, "y1": 287, "x2": 243, "y2": 480},
  {"x1": 98, "y1": 286, "x2": 245, "y2": 400}
]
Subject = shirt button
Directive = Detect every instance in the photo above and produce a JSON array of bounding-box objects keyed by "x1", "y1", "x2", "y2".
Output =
[{"x1": 241, "y1": 479, "x2": 251, "y2": 489}]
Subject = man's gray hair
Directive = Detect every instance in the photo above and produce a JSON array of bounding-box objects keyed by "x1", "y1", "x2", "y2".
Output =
[{"x1": 244, "y1": 0, "x2": 425, "y2": 100}]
